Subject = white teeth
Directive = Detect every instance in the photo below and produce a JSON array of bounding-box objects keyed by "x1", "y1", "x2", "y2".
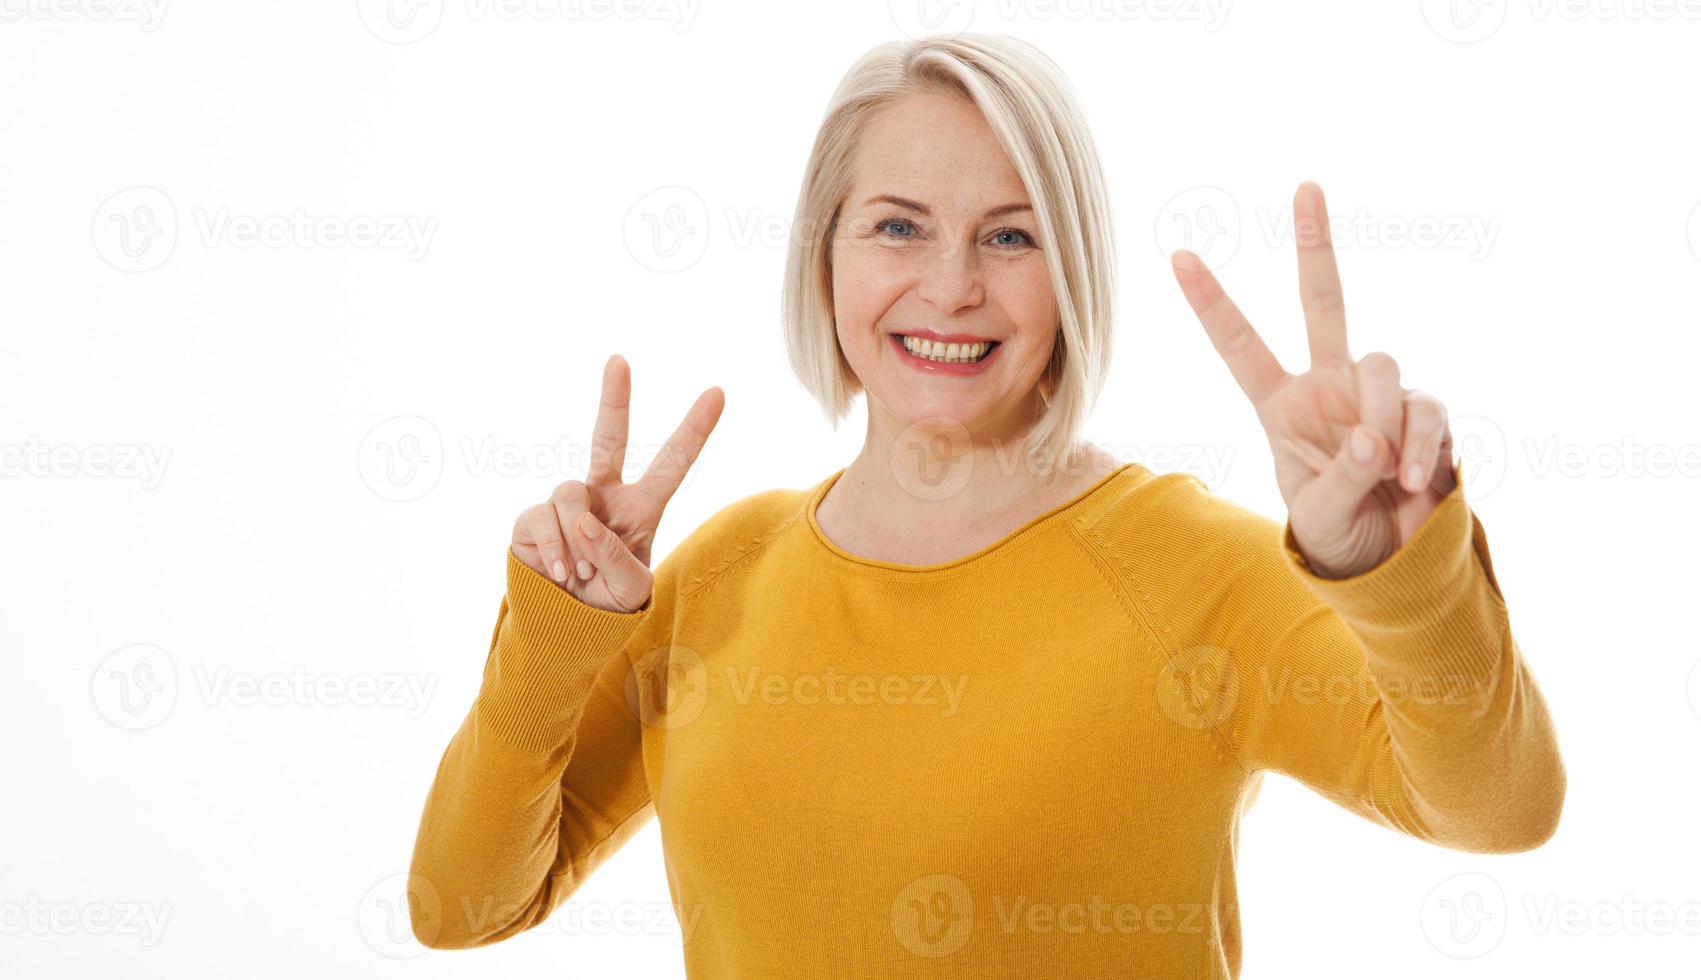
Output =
[{"x1": 899, "y1": 335, "x2": 994, "y2": 363}]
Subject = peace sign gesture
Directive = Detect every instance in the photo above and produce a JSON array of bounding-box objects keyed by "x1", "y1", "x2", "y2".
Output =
[
  {"x1": 1171, "y1": 181, "x2": 1458, "y2": 580},
  {"x1": 511, "y1": 354, "x2": 725, "y2": 612}
]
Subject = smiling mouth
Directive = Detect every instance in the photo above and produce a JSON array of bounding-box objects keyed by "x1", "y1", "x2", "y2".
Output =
[{"x1": 892, "y1": 333, "x2": 1001, "y2": 364}]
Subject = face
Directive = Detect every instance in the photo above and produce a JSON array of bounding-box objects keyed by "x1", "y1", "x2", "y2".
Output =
[{"x1": 828, "y1": 90, "x2": 1058, "y2": 446}]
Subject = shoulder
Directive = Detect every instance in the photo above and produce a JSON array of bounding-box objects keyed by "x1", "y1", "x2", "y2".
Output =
[
  {"x1": 1069, "y1": 465, "x2": 1283, "y2": 576},
  {"x1": 651, "y1": 478, "x2": 821, "y2": 602}
]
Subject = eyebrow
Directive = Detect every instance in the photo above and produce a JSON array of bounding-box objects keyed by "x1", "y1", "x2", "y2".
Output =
[{"x1": 861, "y1": 194, "x2": 1032, "y2": 220}]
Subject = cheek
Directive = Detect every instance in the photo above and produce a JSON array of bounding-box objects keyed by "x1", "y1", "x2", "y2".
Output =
[
  {"x1": 829, "y1": 242, "x2": 904, "y2": 325},
  {"x1": 992, "y1": 261, "x2": 1058, "y2": 339}
]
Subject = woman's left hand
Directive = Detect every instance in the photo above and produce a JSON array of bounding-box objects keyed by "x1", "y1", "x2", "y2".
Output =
[{"x1": 1170, "y1": 181, "x2": 1458, "y2": 580}]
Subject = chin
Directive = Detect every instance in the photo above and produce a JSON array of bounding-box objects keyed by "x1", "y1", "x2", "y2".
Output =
[{"x1": 882, "y1": 391, "x2": 998, "y2": 435}]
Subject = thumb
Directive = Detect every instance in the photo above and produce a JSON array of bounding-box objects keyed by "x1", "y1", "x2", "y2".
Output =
[
  {"x1": 576, "y1": 512, "x2": 653, "y2": 610},
  {"x1": 1308, "y1": 425, "x2": 1388, "y2": 522}
]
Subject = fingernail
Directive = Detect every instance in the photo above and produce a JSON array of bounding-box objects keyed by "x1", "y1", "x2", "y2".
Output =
[
  {"x1": 579, "y1": 513, "x2": 601, "y2": 539},
  {"x1": 1351, "y1": 427, "x2": 1376, "y2": 464},
  {"x1": 551, "y1": 559, "x2": 567, "y2": 582},
  {"x1": 1405, "y1": 464, "x2": 1423, "y2": 491},
  {"x1": 577, "y1": 559, "x2": 593, "y2": 580}
]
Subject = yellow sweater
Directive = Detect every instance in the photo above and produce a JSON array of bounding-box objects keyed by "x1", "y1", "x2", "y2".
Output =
[{"x1": 408, "y1": 460, "x2": 1565, "y2": 977}]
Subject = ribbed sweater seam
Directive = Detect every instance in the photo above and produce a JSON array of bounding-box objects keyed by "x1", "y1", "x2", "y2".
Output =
[
  {"x1": 677, "y1": 506, "x2": 805, "y2": 612},
  {"x1": 1065, "y1": 519, "x2": 1253, "y2": 779}
]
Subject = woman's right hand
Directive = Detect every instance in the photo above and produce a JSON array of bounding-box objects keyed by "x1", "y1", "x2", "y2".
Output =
[{"x1": 511, "y1": 354, "x2": 724, "y2": 613}]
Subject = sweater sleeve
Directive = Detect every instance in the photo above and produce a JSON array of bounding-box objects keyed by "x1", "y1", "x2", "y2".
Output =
[
  {"x1": 407, "y1": 548, "x2": 661, "y2": 949},
  {"x1": 1178, "y1": 461, "x2": 1566, "y2": 853}
]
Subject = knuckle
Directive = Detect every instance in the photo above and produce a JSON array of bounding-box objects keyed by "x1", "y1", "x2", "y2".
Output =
[
  {"x1": 1407, "y1": 391, "x2": 1446, "y2": 424},
  {"x1": 534, "y1": 517, "x2": 564, "y2": 547},
  {"x1": 603, "y1": 526, "x2": 633, "y2": 562},
  {"x1": 1359, "y1": 350, "x2": 1398, "y2": 375},
  {"x1": 516, "y1": 503, "x2": 546, "y2": 530}
]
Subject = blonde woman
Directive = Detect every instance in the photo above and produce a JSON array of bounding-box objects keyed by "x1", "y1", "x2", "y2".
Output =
[{"x1": 407, "y1": 33, "x2": 1564, "y2": 977}]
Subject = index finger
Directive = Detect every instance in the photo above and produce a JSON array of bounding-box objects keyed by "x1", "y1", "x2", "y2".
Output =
[
  {"x1": 1171, "y1": 249, "x2": 1287, "y2": 405},
  {"x1": 637, "y1": 385, "x2": 725, "y2": 505}
]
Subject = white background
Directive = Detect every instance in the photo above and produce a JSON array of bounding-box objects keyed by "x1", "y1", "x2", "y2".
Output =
[{"x1": 3, "y1": 0, "x2": 1699, "y2": 976}]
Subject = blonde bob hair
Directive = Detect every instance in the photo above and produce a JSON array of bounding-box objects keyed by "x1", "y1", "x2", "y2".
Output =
[{"x1": 782, "y1": 33, "x2": 1117, "y2": 479}]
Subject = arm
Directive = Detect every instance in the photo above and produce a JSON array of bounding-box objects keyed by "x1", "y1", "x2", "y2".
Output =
[
  {"x1": 1185, "y1": 462, "x2": 1566, "y2": 853},
  {"x1": 1162, "y1": 182, "x2": 1564, "y2": 851},
  {"x1": 407, "y1": 548, "x2": 661, "y2": 949}
]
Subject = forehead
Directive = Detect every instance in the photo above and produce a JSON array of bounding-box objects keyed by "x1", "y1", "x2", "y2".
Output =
[{"x1": 848, "y1": 92, "x2": 1029, "y2": 208}]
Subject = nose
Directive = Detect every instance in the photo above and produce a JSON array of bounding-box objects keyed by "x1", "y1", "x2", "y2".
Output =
[{"x1": 915, "y1": 235, "x2": 985, "y2": 316}]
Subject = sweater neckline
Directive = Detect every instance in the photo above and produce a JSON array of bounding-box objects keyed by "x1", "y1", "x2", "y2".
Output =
[{"x1": 802, "y1": 460, "x2": 1140, "y2": 577}]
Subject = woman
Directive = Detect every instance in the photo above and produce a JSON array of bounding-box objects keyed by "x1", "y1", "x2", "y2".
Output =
[{"x1": 407, "y1": 34, "x2": 1565, "y2": 977}]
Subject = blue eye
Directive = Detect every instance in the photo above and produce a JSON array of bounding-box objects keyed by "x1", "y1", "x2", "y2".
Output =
[
  {"x1": 872, "y1": 215, "x2": 1036, "y2": 249},
  {"x1": 876, "y1": 217, "x2": 916, "y2": 238}
]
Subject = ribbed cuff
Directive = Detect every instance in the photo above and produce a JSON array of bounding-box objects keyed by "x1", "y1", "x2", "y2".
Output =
[
  {"x1": 1278, "y1": 461, "x2": 1503, "y2": 681},
  {"x1": 475, "y1": 549, "x2": 653, "y2": 752}
]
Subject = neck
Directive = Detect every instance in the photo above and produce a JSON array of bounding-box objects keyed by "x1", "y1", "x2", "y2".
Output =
[{"x1": 835, "y1": 396, "x2": 1096, "y2": 526}]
